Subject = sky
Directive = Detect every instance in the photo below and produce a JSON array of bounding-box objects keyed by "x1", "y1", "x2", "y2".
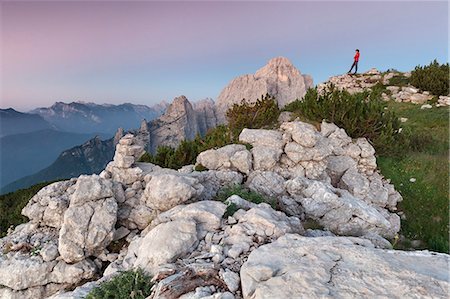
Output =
[{"x1": 1, "y1": 0, "x2": 448, "y2": 111}]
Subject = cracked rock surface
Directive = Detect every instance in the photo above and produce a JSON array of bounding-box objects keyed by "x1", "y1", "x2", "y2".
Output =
[{"x1": 240, "y1": 234, "x2": 450, "y2": 299}]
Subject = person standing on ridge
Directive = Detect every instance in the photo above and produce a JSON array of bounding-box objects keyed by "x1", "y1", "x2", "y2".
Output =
[{"x1": 347, "y1": 49, "x2": 360, "y2": 75}]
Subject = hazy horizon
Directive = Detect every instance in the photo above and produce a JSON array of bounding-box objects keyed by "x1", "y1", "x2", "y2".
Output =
[{"x1": 1, "y1": 1, "x2": 448, "y2": 111}]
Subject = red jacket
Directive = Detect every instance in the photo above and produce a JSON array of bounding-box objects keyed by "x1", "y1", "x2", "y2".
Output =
[{"x1": 354, "y1": 52, "x2": 360, "y2": 62}]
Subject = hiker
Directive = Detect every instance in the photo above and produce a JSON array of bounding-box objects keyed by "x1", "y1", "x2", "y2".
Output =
[{"x1": 347, "y1": 49, "x2": 360, "y2": 75}]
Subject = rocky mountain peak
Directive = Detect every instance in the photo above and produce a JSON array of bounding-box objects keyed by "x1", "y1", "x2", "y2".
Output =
[
  {"x1": 255, "y1": 56, "x2": 300, "y2": 80},
  {"x1": 162, "y1": 95, "x2": 192, "y2": 119},
  {"x1": 216, "y1": 57, "x2": 313, "y2": 123}
]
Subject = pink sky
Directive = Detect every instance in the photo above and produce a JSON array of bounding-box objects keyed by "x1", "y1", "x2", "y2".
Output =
[{"x1": 1, "y1": 1, "x2": 448, "y2": 110}]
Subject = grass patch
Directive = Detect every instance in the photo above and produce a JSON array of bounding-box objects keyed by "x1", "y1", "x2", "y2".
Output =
[
  {"x1": 0, "y1": 181, "x2": 59, "y2": 237},
  {"x1": 86, "y1": 269, "x2": 153, "y2": 299},
  {"x1": 378, "y1": 102, "x2": 449, "y2": 253}
]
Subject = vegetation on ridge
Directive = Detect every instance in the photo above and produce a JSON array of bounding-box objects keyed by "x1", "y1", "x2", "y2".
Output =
[
  {"x1": 139, "y1": 95, "x2": 280, "y2": 168},
  {"x1": 410, "y1": 60, "x2": 449, "y2": 96},
  {"x1": 377, "y1": 102, "x2": 449, "y2": 253},
  {"x1": 215, "y1": 184, "x2": 276, "y2": 218},
  {"x1": 284, "y1": 86, "x2": 403, "y2": 155},
  {"x1": 86, "y1": 269, "x2": 153, "y2": 299},
  {"x1": 226, "y1": 93, "x2": 280, "y2": 138},
  {"x1": 0, "y1": 181, "x2": 58, "y2": 237}
]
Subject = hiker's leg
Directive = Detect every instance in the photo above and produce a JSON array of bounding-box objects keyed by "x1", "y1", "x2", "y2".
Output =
[
  {"x1": 354, "y1": 61, "x2": 358, "y2": 74},
  {"x1": 348, "y1": 61, "x2": 356, "y2": 73}
]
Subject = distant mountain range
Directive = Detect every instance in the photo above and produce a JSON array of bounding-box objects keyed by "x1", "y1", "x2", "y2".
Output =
[
  {"x1": 0, "y1": 129, "x2": 106, "y2": 189},
  {"x1": 2, "y1": 136, "x2": 115, "y2": 194},
  {"x1": 2, "y1": 96, "x2": 218, "y2": 193},
  {"x1": 30, "y1": 101, "x2": 168, "y2": 135},
  {"x1": 0, "y1": 108, "x2": 53, "y2": 137},
  {"x1": 1, "y1": 57, "x2": 313, "y2": 194},
  {"x1": 0, "y1": 101, "x2": 167, "y2": 192}
]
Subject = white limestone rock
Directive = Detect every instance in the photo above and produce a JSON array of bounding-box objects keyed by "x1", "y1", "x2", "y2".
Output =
[
  {"x1": 192, "y1": 170, "x2": 244, "y2": 201},
  {"x1": 237, "y1": 203, "x2": 304, "y2": 238},
  {"x1": 143, "y1": 174, "x2": 204, "y2": 212},
  {"x1": 246, "y1": 171, "x2": 285, "y2": 198},
  {"x1": 285, "y1": 177, "x2": 398, "y2": 238},
  {"x1": 58, "y1": 175, "x2": 118, "y2": 263},
  {"x1": 0, "y1": 255, "x2": 96, "y2": 292},
  {"x1": 22, "y1": 180, "x2": 76, "y2": 229},
  {"x1": 325, "y1": 155, "x2": 357, "y2": 186},
  {"x1": 133, "y1": 220, "x2": 199, "y2": 274},
  {"x1": 152, "y1": 201, "x2": 226, "y2": 236},
  {"x1": 239, "y1": 128, "x2": 285, "y2": 150},
  {"x1": 251, "y1": 146, "x2": 282, "y2": 171},
  {"x1": 225, "y1": 195, "x2": 257, "y2": 211},
  {"x1": 196, "y1": 144, "x2": 252, "y2": 174},
  {"x1": 241, "y1": 234, "x2": 449, "y2": 299},
  {"x1": 280, "y1": 121, "x2": 320, "y2": 147},
  {"x1": 219, "y1": 269, "x2": 241, "y2": 292}
]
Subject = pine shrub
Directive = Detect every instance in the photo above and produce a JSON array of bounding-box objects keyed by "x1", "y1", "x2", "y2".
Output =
[
  {"x1": 138, "y1": 94, "x2": 280, "y2": 170},
  {"x1": 138, "y1": 125, "x2": 233, "y2": 169},
  {"x1": 86, "y1": 269, "x2": 153, "y2": 299},
  {"x1": 284, "y1": 86, "x2": 403, "y2": 155},
  {"x1": 226, "y1": 94, "x2": 280, "y2": 139},
  {"x1": 410, "y1": 60, "x2": 449, "y2": 96}
]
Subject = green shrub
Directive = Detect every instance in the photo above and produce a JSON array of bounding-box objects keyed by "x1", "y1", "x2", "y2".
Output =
[
  {"x1": 139, "y1": 95, "x2": 279, "y2": 170},
  {"x1": 386, "y1": 74, "x2": 410, "y2": 87},
  {"x1": 410, "y1": 60, "x2": 449, "y2": 96},
  {"x1": 138, "y1": 125, "x2": 233, "y2": 170},
  {"x1": 284, "y1": 86, "x2": 403, "y2": 155},
  {"x1": 198, "y1": 125, "x2": 233, "y2": 151},
  {"x1": 216, "y1": 184, "x2": 276, "y2": 217},
  {"x1": 226, "y1": 94, "x2": 280, "y2": 139},
  {"x1": 194, "y1": 164, "x2": 207, "y2": 172},
  {"x1": 224, "y1": 202, "x2": 239, "y2": 218},
  {"x1": 86, "y1": 269, "x2": 153, "y2": 299},
  {"x1": 140, "y1": 95, "x2": 280, "y2": 170},
  {"x1": 0, "y1": 181, "x2": 59, "y2": 237}
]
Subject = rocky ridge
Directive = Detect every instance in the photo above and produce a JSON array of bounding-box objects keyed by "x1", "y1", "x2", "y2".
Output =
[
  {"x1": 1, "y1": 120, "x2": 448, "y2": 299},
  {"x1": 147, "y1": 96, "x2": 218, "y2": 154},
  {"x1": 318, "y1": 68, "x2": 450, "y2": 107}
]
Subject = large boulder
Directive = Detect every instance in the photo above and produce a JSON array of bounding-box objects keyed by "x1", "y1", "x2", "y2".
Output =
[
  {"x1": 58, "y1": 175, "x2": 118, "y2": 263},
  {"x1": 246, "y1": 171, "x2": 286, "y2": 198},
  {"x1": 142, "y1": 174, "x2": 204, "y2": 212},
  {"x1": 22, "y1": 180, "x2": 77, "y2": 229},
  {"x1": 196, "y1": 144, "x2": 252, "y2": 174},
  {"x1": 0, "y1": 255, "x2": 96, "y2": 293},
  {"x1": 285, "y1": 177, "x2": 399, "y2": 238},
  {"x1": 133, "y1": 219, "x2": 199, "y2": 275},
  {"x1": 237, "y1": 204, "x2": 304, "y2": 238},
  {"x1": 0, "y1": 221, "x2": 99, "y2": 299},
  {"x1": 241, "y1": 234, "x2": 449, "y2": 299},
  {"x1": 152, "y1": 200, "x2": 227, "y2": 237},
  {"x1": 280, "y1": 121, "x2": 320, "y2": 147},
  {"x1": 239, "y1": 128, "x2": 285, "y2": 150}
]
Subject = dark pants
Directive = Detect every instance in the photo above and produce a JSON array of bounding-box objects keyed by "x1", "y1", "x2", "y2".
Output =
[{"x1": 348, "y1": 61, "x2": 358, "y2": 74}]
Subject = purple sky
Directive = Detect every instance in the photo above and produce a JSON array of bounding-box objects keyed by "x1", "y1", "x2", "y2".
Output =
[{"x1": 1, "y1": 1, "x2": 448, "y2": 111}]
